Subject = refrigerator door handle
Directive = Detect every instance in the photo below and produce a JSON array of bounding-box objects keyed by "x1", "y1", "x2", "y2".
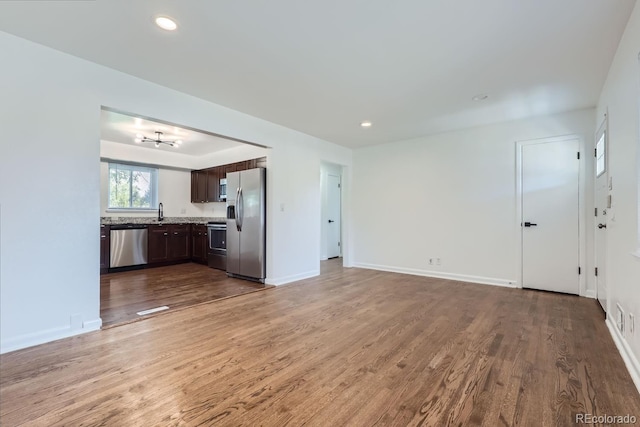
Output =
[
  {"x1": 235, "y1": 187, "x2": 241, "y2": 232},
  {"x1": 237, "y1": 187, "x2": 244, "y2": 232}
]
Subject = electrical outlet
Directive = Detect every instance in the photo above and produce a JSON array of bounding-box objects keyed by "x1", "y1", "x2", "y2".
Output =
[
  {"x1": 429, "y1": 258, "x2": 434, "y2": 265},
  {"x1": 630, "y1": 313, "x2": 635, "y2": 335}
]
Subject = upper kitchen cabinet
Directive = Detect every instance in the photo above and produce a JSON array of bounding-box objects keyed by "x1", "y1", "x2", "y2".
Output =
[
  {"x1": 191, "y1": 170, "x2": 208, "y2": 203},
  {"x1": 224, "y1": 163, "x2": 237, "y2": 176},
  {"x1": 206, "y1": 167, "x2": 220, "y2": 202},
  {"x1": 191, "y1": 158, "x2": 267, "y2": 204}
]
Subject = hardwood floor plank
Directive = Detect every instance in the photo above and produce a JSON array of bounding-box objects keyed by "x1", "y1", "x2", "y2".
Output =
[
  {"x1": 101, "y1": 263, "x2": 272, "y2": 327},
  {"x1": 2, "y1": 260, "x2": 639, "y2": 426}
]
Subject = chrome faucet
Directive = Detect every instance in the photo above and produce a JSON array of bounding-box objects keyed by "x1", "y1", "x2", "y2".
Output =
[{"x1": 158, "y1": 202, "x2": 164, "y2": 222}]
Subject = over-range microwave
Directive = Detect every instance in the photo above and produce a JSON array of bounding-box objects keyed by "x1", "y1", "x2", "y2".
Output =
[{"x1": 219, "y1": 178, "x2": 227, "y2": 201}]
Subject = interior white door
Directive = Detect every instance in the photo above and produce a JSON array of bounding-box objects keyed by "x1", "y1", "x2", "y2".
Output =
[
  {"x1": 327, "y1": 174, "x2": 341, "y2": 258},
  {"x1": 521, "y1": 138, "x2": 580, "y2": 294},
  {"x1": 594, "y1": 124, "x2": 608, "y2": 312}
]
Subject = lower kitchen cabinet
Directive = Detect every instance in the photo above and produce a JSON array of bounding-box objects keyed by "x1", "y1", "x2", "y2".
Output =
[
  {"x1": 170, "y1": 224, "x2": 191, "y2": 260},
  {"x1": 148, "y1": 224, "x2": 192, "y2": 264},
  {"x1": 191, "y1": 224, "x2": 208, "y2": 264},
  {"x1": 100, "y1": 225, "x2": 110, "y2": 274},
  {"x1": 148, "y1": 225, "x2": 171, "y2": 263}
]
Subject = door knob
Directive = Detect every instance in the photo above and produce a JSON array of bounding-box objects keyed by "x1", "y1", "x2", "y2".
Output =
[
  {"x1": 523, "y1": 222, "x2": 537, "y2": 227},
  {"x1": 328, "y1": 219, "x2": 335, "y2": 223},
  {"x1": 598, "y1": 223, "x2": 607, "y2": 229}
]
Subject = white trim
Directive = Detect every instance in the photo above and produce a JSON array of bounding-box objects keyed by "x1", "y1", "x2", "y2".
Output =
[
  {"x1": 584, "y1": 289, "x2": 597, "y2": 299},
  {"x1": 606, "y1": 318, "x2": 640, "y2": 394},
  {"x1": 0, "y1": 317, "x2": 102, "y2": 354},
  {"x1": 594, "y1": 114, "x2": 609, "y2": 312},
  {"x1": 515, "y1": 134, "x2": 586, "y2": 296},
  {"x1": 265, "y1": 269, "x2": 320, "y2": 286},
  {"x1": 353, "y1": 263, "x2": 517, "y2": 288}
]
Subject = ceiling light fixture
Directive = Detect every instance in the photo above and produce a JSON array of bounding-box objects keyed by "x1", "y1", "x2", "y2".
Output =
[
  {"x1": 134, "y1": 131, "x2": 182, "y2": 148},
  {"x1": 155, "y1": 16, "x2": 178, "y2": 31},
  {"x1": 472, "y1": 94, "x2": 489, "y2": 101},
  {"x1": 360, "y1": 121, "x2": 372, "y2": 128}
]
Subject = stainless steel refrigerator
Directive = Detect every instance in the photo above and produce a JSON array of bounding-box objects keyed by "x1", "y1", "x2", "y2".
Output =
[{"x1": 226, "y1": 167, "x2": 266, "y2": 282}]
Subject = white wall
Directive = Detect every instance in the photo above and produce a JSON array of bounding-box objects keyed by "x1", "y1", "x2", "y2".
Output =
[
  {"x1": 0, "y1": 31, "x2": 351, "y2": 353},
  {"x1": 595, "y1": 3, "x2": 640, "y2": 388},
  {"x1": 320, "y1": 162, "x2": 344, "y2": 260},
  {"x1": 352, "y1": 109, "x2": 595, "y2": 289}
]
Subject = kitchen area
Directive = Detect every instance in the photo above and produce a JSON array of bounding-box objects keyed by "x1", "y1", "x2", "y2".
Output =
[{"x1": 99, "y1": 109, "x2": 271, "y2": 327}]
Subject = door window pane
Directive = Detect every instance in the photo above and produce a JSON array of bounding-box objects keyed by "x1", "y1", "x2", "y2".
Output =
[{"x1": 596, "y1": 131, "x2": 606, "y2": 177}]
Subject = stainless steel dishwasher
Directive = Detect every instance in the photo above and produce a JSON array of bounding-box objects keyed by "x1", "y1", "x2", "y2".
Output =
[{"x1": 110, "y1": 225, "x2": 148, "y2": 268}]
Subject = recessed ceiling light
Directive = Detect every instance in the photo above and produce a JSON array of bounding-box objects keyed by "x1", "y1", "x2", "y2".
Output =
[
  {"x1": 155, "y1": 16, "x2": 178, "y2": 31},
  {"x1": 472, "y1": 94, "x2": 489, "y2": 101},
  {"x1": 360, "y1": 121, "x2": 372, "y2": 128}
]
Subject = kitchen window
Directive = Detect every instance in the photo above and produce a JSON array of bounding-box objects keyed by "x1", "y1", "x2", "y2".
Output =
[{"x1": 108, "y1": 163, "x2": 158, "y2": 210}]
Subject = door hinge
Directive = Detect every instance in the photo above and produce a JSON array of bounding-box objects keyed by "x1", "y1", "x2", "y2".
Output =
[
  {"x1": 338, "y1": 183, "x2": 341, "y2": 188},
  {"x1": 338, "y1": 241, "x2": 341, "y2": 247},
  {"x1": 595, "y1": 267, "x2": 599, "y2": 277},
  {"x1": 578, "y1": 267, "x2": 581, "y2": 275},
  {"x1": 577, "y1": 152, "x2": 580, "y2": 159},
  {"x1": 595, "y1": 208, "x2": 598, "y2": 217},
  {"x1": 595, "y1": 148, "x2": 597, "y2": 157}
]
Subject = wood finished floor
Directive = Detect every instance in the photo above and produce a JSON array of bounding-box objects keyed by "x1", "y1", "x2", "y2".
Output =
[
  {"x1": 2, "y1": 259, "x2": 639, "y2": 426},
  {"x1": 101, "y1": 263, "x2": 272, "y2": 327}
]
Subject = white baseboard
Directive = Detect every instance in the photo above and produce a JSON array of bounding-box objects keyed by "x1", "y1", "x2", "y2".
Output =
[
  {"x1": 606, "y1": 318, "x2": 640, "y2": 394},
  {"x1": 265, "y1": 269, "x2": 320, "y2": 286},
  {"x1": 584, "y1": 289, "x2": 597, "y2": 299},
  {"x1": 353, "y1": 263, "x2": 517, "y2": 288},
  {"x1": 0, "y1": 317, "x2": 102, "y2": 354}
]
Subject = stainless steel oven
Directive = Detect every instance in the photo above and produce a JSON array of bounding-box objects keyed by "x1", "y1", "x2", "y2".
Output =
[{"x1": 207, "y1": 222, "x2": 226, "y2": 270}]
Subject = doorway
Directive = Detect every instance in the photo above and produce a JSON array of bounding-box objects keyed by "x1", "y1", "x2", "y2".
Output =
[
  {"x1": 518, "y1": 136, "x2": 581, "y2": 294},
  {"x1": 594, "y1": 117, "x2": 608, "y2": 312},
  {"x1": 99, "y1": 107, "x2": 272, "y2": 327},
  {"x1": 320, "y1": 162, "x2": 343, "y2": 260}
]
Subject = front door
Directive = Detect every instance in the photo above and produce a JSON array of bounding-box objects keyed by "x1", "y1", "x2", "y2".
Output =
[
  {"x1": 521, "y1": 137, "x2": 580, "y2": 294},
  {"x1": 594, "y1": 120, "x2": 608, "y2": 312}
]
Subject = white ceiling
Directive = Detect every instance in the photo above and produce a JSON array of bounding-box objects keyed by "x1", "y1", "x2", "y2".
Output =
[
  {"x1": 0, "y1": 0, "x2": 635, "y2": 148},
  {"x1": 100, "y1": 109, "x2": 245, "y2": 156}
]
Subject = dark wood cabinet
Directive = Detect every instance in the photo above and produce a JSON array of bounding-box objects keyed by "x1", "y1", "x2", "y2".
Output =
[
  {"x1": 191, "y1": 170, "x2": 208, "y2": 203},
  {"x1": 224, "y1": 163, "x2": 237, "y2": 176},
  {"x1": 235, "y1": 161, "x2": 248, "y2": 172},
  {"x1": 191, "y1": 224, "x2": 208, "y2": 264},
  {"x1": 100, "y1": 225, "x2": 110, "y2": 274},
  {"x1": 191, "y1": 158, "x2": 267, "y2": 204},
  {"x1": 148, "y1": 224, "x2": 191, "y2": 264},
  {"x1": 246, "y1": 158, "x2": 257, "y2": 170},
  {"x1": 206, "y1": 168, "x2": 220, "y2": 202},
  {"x1": 148, "y1": 225, "x2": 170, "y2": 263},
  {"x1": 169, "y1": 224, "x2": 191, "y2": 260}
]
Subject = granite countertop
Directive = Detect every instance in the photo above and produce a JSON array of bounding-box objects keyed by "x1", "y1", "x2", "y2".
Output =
[{"x1": 101, "y1": 216, "x2": 226, "y2": 226}]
